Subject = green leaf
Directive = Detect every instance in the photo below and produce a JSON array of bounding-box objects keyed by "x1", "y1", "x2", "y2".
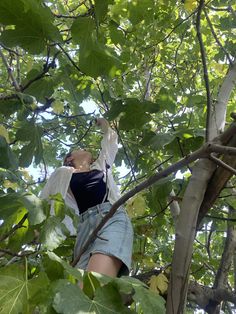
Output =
[
  {"x1": 133, "y1": 286, "x2": 165, "y2": 314},
  {"x1": 0, "y1": 29, "x2": 45, "y2": 55},
  {"x1": 24, "y1": 78, "x2": 54, "y2": 103},
  {"x1": 95, "y1": 0, "x2": 114, "y2": 23},
  {"x1": 21, "y1": 193, "x2": 46, "y2": 225},
  {"x1": 0, "y1": 264, "x2": 50, "y2": 314},
  {"x1": 0, "y1": 99, "x2": 22, "y2": 117},
  {"x1": 128, "y1": 0, "x2": 153, "y2": 25},
  {"x1": 53, "y1": 280, "x2": 91, "y2": 313},
  {"x1": 83, "y1": 272, "x2": 101, "y2": 299},
  {"x1": 79, "y1": 42, "x2": 122, "y2": 78},
  {"x1": 47, "y1": 252, "x2": 84, "y2": 281},
  {"x1": 106, "y1": 100, "x2": 124, "y2": 120},
  {"x1": 42, "y1": 255, "x2": 65, "y2": 281},
  {"x1": 109, "y1": 23, "x2": 126, "y2": 45},
  {"x1": 119, "y1": 99, "x2": 150, "y2": 130},
  {"x1": 0, "y1": 0, "x2": 62, "y2": 53},
  {"x1": 145, "y1": 133, "x2": 175, "y2": 150},
  {"x1": 0, "y1": 193, "x2": 23, "y2": 220},
  {"x1": 40, "y1": 217, "x2": 69, "y2": 250},
  {"x1": 0, "y1": 136, "x2": 18, "y2": 169},
  {"x1": 16, "y1": 123, "x2": 43, "y2": 167},
  {"x1": 156, "y1": 88, "x2": 176, "y2": 113},
  {"x1": 71, "y1": 17, "x2": 96, "y2": 46},
  {"x1": 53, "y1": 280, "x2": 133, "y2": 314},
  {"x1": 143, "y1": 100, "x2": 160, "y2": 113}
]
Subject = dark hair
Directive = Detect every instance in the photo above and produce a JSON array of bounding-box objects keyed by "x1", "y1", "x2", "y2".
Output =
[{"x1": 63, "y1": 151, "x2": 73, "y2": 166}]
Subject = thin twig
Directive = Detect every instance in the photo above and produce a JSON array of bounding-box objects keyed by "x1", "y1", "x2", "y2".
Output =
[
  {"x1": 0, "y1": 49, "x2": 21, "y2": 91},
  {"x1": 0, "y1": 214, "x2": 28, "y2": 242},
  {"x1": 196, "y1": 0, "x2": 211, "y2": 142},
  {"x1": 144, "y1": 9, "x2": 197, "y2": 50},
  {"x1": 0, "y1": 43, "x2": 22, "y2": 56},
  {"x1": 173, "y1": 28, "x2": 188, "y2": 93},
  {"x1": 206, "y1": 5, "x2": 231, "y2": 12},
  {"x1": 0, "y1": 248, "x2": 37, "y2": 257},
  {"x1": 209, "y1": 154, "x2": 236, "y2": 175},
  {"x1": 69, "y1": 1, "x2": 86, "y2": 13},
  {"x1": 205, "y1": 215, "x2": 236, "y2": 222},
  {"x1": 204, "y1": 8, "x2": 233, "y2": 66},
  {"x1": 58, "y1": 44, "x2": 84, "y2": 74},
  {"x1": 21, "y1": 52, "x2": 60, "y2": 91},
  {"x1": 44, "y1": 110, "x2": 94, "y2": 119}
]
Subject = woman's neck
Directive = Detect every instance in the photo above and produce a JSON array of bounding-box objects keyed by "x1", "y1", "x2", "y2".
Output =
[{"x1": 73, "y1": 160, "x2": 91, "y2": 172}]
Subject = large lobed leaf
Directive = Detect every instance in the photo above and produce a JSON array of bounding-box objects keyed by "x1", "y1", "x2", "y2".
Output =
[
  {"x1": 0, "y1": 264, "x2": 49, "y2": 314},
  {"x1": 0, "y1": 0, "x2": 62, "y2": 54}
]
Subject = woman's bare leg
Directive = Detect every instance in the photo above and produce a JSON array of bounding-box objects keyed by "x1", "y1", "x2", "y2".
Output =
[{"x1": 86, "y1": 253, "x2": 122, "y2": 277}]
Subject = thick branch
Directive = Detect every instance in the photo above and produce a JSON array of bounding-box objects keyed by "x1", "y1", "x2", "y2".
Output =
[
  {"x1": 208, "y1": 62, "x2": 236, "y2": 140},
  {"x1": 134, "y1": 269, "x2": 236, "y2": 311},
  {"x1": 214, "y1": 207, "x2": 236, "y2": 289},
  {"x1": 188, "y1": 281, "x2": 236, "y2": 311},
  {"x1": 197, "y1": 134, "x2": 236, "y2": 225},
  {"x1": 209, "y1": 154, "x2": 236, "y2": 175}
]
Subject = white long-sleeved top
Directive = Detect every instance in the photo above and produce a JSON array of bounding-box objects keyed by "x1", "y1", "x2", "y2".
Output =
[{"x1": 40, "y1": 127, "x2": 121, "y2": 235}]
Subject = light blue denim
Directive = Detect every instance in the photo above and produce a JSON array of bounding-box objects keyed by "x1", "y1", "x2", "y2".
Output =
[{"x1": 73, "y1": 202, "x2": 133, "y2": 276}]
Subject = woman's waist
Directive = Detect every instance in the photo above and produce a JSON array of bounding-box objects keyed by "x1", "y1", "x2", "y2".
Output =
[{"x1": 79, "y1": 202, "x2": 124, "y2": 222}]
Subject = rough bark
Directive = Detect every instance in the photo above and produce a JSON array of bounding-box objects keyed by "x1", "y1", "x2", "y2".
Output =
[
  {"x1": 206, "y1": 207, "x2": 236, "y2": 313},
  {"x1": 197, "y1": 134, "x2": 236, "y2": 226},
  {"x1": 132, "y1": 270, "x2": 236, "y2": 312},
  {"x1": 166, "y1": 62, "x2": 236, "y2": 314},
  {"x1": 188, "y1": 281, "x2": 236, "y2": 312}
]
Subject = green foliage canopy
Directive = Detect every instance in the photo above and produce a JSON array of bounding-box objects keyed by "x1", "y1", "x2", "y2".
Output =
[{"x1": 0, "y1": 0, "x2": 235, "y2": 313}]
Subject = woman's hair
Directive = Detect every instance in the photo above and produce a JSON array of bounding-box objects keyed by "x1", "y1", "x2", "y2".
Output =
[{"x1": 63, "y1": 151, "x2": 73, "y2": 166}]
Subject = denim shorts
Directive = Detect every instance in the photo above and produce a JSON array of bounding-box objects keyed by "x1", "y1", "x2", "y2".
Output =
[{"x1": 73, "y1": 202, "x2": 133, "y2": 276}]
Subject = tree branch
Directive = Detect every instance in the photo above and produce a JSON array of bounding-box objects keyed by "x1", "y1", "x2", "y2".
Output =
[
  {"x1": 133, "y1": 268, "x2": 236, "y2": 311},
  {"x1": 57, "y1": 44, "x2": 84, "y2": 74},
  {"x1": 208, "y1": 143, "x2": 236, "y2": 156},
  {"x1": 205, "y1": 206, "x2": 236, "y2": 312},
  {"x1": 209, "y1": 154, "x2": 236, "y2": 175},
  {"x1": 197, "y1": 133, "x2": 236, "y2": 226},
  {"x1": 0, "y1": 214, "x2": 28, "y2": 242},
  {"x1": 0, "y1": 48, "x2": 21, "y2": 91},
  {"x1": 188, "y1": 281, "x2": 236, "y2": 311},
  {"x1": 21, "y1": 51, "x2": 60, "y2": 91},
  {"x1": 203, "y1": 8, "x2": 233, "y2": 66},
  {"x1": 196, "y1": 0, "x2": 212, "y2": 142},
  {"x1": 0, "y1": 248, "x2": 37, "y2": 257}
]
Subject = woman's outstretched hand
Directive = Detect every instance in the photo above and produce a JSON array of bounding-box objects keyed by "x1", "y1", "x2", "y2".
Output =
[{"x1": 95, "y1": 117, "x2": 110, "y2": 132}]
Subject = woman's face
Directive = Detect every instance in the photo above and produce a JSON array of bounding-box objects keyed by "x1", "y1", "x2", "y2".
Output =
[
  {"x1": 71, "y1": 149, "x2": 92, "y2": 160},
  {"x1": 64, "y1": 149, "x2": 92, "y2": 166}
]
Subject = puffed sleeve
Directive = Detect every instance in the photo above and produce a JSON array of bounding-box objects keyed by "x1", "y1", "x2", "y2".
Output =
[
  {"x1": 92, "y1": 127, "x2": 118, "y2": 171},
  {"x1": 40, "y1": 166, "x2": 73, "y2": 200}
]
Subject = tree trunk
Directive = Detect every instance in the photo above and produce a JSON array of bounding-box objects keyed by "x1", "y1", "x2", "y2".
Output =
[{"x1": 166, "y1": 62, "x2": 236, "y2": 314}]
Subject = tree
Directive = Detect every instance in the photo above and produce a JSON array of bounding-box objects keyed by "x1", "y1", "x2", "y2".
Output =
[{"x1": 0, "y1": 0, "x2": 236, "y2": 313}]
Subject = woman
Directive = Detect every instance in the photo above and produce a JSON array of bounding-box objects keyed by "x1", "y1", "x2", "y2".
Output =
[{"x1": 41, "y1": 118, "x2": 133, "y2": 278}]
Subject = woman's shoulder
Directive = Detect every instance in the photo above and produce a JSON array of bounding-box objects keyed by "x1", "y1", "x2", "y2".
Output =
[{"x1": 50, "y1": 166, "x2": 74, "y2": 177}]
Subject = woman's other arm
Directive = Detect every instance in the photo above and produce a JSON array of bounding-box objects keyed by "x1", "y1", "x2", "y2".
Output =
[{"x1": 94, "y1": 118, "x2": 118, "y2": 170}]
